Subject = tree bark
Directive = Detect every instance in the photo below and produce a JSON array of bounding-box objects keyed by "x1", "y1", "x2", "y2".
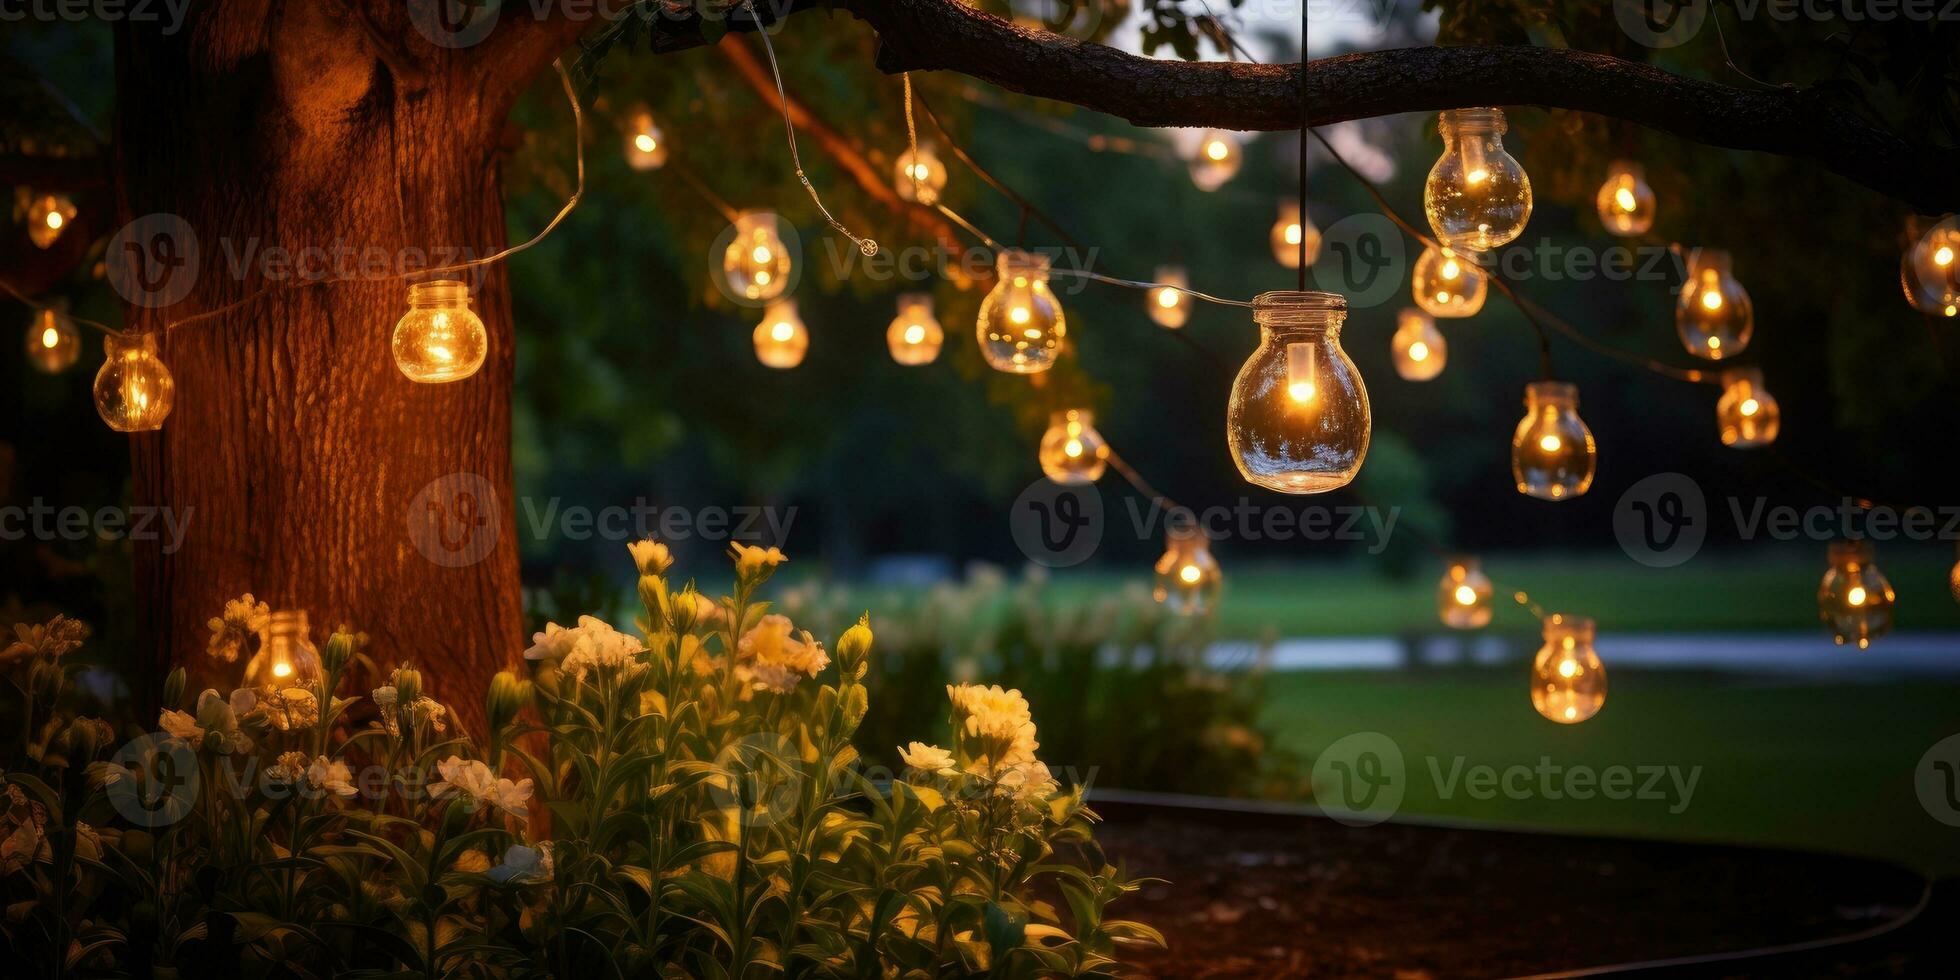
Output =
[{"x1": 114, "y1": 2, "x2": 548, "y2": 732}]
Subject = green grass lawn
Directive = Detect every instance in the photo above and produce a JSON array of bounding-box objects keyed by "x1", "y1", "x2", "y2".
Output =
[{"x1": 1262, "y1": 668, "x2": 1960, "y2": 876}]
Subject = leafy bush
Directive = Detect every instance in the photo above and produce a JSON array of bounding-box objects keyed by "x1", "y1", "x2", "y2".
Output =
[
  {"x1": 780, "y1": 569, "x2": 1303, "y2": 799},
  {"x1": 0, "y1": 544, "x2": 1160, "y2": 976}
]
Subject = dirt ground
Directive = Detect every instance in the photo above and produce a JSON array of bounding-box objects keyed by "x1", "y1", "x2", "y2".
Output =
[{"x1": 1086, "y1": 801, "x2": 1953, "y2": 979}]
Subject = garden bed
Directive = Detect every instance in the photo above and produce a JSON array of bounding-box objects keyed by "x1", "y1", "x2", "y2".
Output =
[{"x1": 1085, "y1": 793, "x2": 1943, "y2": 979}]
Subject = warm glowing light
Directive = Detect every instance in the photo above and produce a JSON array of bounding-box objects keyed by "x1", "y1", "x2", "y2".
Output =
[
  {"x1": 1820, "y1": 540, "x2": 1895, "y2": 648},
  {"x1": 25, "y1": 194, "x2": 77, "y2": 249},
  {"x1": 1615, "y1": 188, "x2": 1638, "y2": 213},
  {"x1": 1187, "y1": 129, "x2": 1242, "y2": 191},
  {"x1": 1595, "y1": 161, "x2": 1656, "y2": 236},
  {"x1": 94, "y1": 332, "x2": 175, "y2": 431},
  {"x1": 1424, "y1": 108, "x2": 1531, "y2": 252},
  {"x1": 272, "y1": 661, "x2": 294, "y2": 679},
  {"x1": 25, "y1": 309, "x2": 80, "y2": 374},
  {"x1": 1147, "y1": 265, "x2": 1191, "y2": 328},
  {"x1": 1412, "y1": 246, "x2": 1488, "y2": 317},
  {"x1": 45, "y1": 211, "x2": 63, "y2": 230},
  {"x1": 1205, "y1": 139, "x2": 1230, "y2": 161},
  {"x1": 1271, "y1": 200, "x2": 1321, "y2": 269},
  {"x1": 1677, "y1": 249, "x2": 1753, "y2": 360},
  {"x1": 244, "y1": 609, "x2": 322, "y2": 689},
  {"x1": 622, "y1": 107, "x2": 667, "y2": 170},
  {"x1": 1937, "y1": 246, "x2": 1956, "y2": 267},
  {"x1": 1228, "y1": 292, "x2": 1369, "y2": 493},
  {"x1": 1391, "y1": 308, "x2": 1446, "y2": 381},
  {"x1": 894, "y1": 144, "x2": 948, "y2": 204},
  {"x1": 977, "y1": 250, "x2": 1064, "y2": 373},
  {"x1": 723, "y1": 212, "x2": 795, "y2": 303},
  {"x1": 1038, "y1": 409, "x2": 1107, "y2": 484},
  {"x1": 393, "y1": 280, "x2": 487, "y2": 383},
  {"x1": 1512, "y1": 381, "x2": 1595, "y2": 501},
  {"x1": 1531, "y1": 614, "x2": 1605, "y2": 724},
  {"x1": 1455, "y1": 585, "x2": 1477, "y2": 606},
  {"x1": 1438, "y1": 557, "x2": 1494, "y2": 629},
  {"x1": 1903, "y1": 214, "x2": 1960, "y2": 315},
  {"x1": 1154, "y1": 523, "x2": 1223, "y2": 616},
  {"x1": 1716, "y1": 369, "x2": 1780, "y2": 449},
  {"x1": 753, "y1": 300, "x2": 808, "y2": 369},
  {"x1": 634, "y1": 134, "x2": 657, "y2": 154}
]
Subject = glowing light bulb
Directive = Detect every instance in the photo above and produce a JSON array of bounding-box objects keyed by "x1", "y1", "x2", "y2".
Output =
[
  {"x1": 1676, "y1": 248, "x2": 1753, "y2": 360},
  {"x1": 1902, "y1": 214, "x2": 1960, "y2": 315},
  {"x1": 1153, "y1": 523, "x2": 1223, "y2": 616},
  {"x1": 1531, "y1": 614, "x2": 1605, "y2": 724},
  {"x1": 1147, "y1": 265, "x2": 1191, "y2": 329},
  {"x1": 623, "y1": 107, "x2": 667, "y2": 170},
  {"x1": 1819, "y1": 540, "x2": 1895, "y2": 649},
  {"x1": 1595, "y1": 160, "x2": 1656, "y2": 236},
  {"x1": 1187, "y1": 129, "x2": 1242, "y2": 192},
  {"x1": 243, "y1": 609, "x2": 322, "y2": 689},
  {"x1": 893, "y1": 144, "x2": 947, "y2": 204},
  {"x1": 1511, "y1": 381, "x2": 1595, "y2": 501},
  {"x1": 93, "y1": 332, "x2": 175, "y2": 432},
  {"x1": 1411, "y1": 245, "x2": 1488, "y2": 318},
  {"x1": 753, "y1": 299, "x2": 808, "y2": 369},
  {"x1": 1716, "y1": 368, "x2": 1780, "y2": 449},
  {"x1": 977, "y1": 249, "x2": 1064, "y2": 374},
  {"x1": 1038, "y1": 409, "x2": 1108, "y2": 484},
  {"x1": 723, "y1": 212, "x2": 794, "y2": 303},
  {"x1": 1438, "y1": 556, "x2": 1494, "y2": 629},
  {"x1": 885, "y1": 293, "x2": 944, "y2": 365},
  {"x1": 25, "y1": 193, "x2": 77, "y2": 249},
  {"x1": 24, "y1": 308, "x2": 80, "y2": 374},
  {"x1": 1272, "y1": 200, "x2": 1321, "y2": 269},
  {"x1": 1228, "y1": 291, "x2": 1370, "y2": 494},
  {"x1": 1424, "y1": 108, "x2": 1532, "y2": 252},
  {"x1": 392, "y1": 280, "x2": 488, "y2": 383},
  {"x1": 1391, "y1": 308, "x2": 1446, "y2": 381}
]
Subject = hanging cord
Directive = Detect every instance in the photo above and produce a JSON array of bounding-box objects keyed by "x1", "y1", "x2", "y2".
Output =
[
  {"x1": 745, "y1": 1, "x2": 877, "y2": 257},
  {"x1": 0, "y1": 280, "x2": 119, "y2": 337},
  {"x1": 669, "y1": 156, "x2": 743, "y2": 224},
  {"x1": 1711, "y1": 6, "x2": 1796, "y2": 91},
  {"x1": 1297, "y1": 0, "x2": 1309, "y2": 289}
]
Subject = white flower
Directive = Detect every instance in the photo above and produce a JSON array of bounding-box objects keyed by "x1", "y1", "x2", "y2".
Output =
[
  {"x1": 408, "y1": 697, "x2": 447, "y2": 735},
  {"x1": 205, "y1": 594, "x2": 269, "y2": 663},
  {"x1": 372, "y1": 685, "x2": 401, "y2": 736},
  {"x1": 946, "y1": 683, "x2": 1039, "y2": 769},
  {"x1": 429, "y1": 756, "x2": 533, "y2": 816},
  {"x1": 162, "y1": 689, "x2": 252, "y2": 754},
  {"x1": 484, "y1": 842, "x2": 555, "y2": 884},
  {"x1": 898, "y1": 742, "x2": 958, "y2": 777},
  {"x1": 559, "y1": 616, "x2": 647, "y2": 683},
  {"x1": 523, "y1": 622, "x2": 578, "y2": 662},
  {"x1": 267, "y1": 751, "x2": 310, "y2": 784},
  {"x1": 736, "y1": 614, "x2": 829, "y2": 694},
  {"x1": 262, "y1": 688, "x2": 318, "y2": 732},
  {"x1": 996, "y1": 760, "x2": 1059, "y2": 801},
  {"x1": 306, "y1": 756, "x2": 359, "y2": 798}
]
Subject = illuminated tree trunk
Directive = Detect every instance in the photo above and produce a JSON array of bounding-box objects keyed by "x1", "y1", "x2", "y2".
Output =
[{"x1": 112, "y1": 4, "x2": 555, "y2": 732}]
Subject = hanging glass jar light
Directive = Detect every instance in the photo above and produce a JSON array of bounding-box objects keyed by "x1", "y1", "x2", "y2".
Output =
[
  {"x1": 1819, "y1": 540, "x2": 1895, "y2": 650},
  {"x1": 1437, "y1": 556, "x2": 1494, "y2": 629},
  {"x1": 1511, "y1": 381, "x2": 1595, "y2": 501},
  {"x1": 722, "y1": 212, "x2": 794, "y2": 303},
  {"x1": 244, "y1": 609, "x2": 322, "y2": 689},
  {"x1": 1595, "y1": 161, "x2": 1656, "y2": 236},
  {"x1": 1715, "y1": 368, "x2": 1779, "y2": 449},
  {"x1": 393, "y1": 279, "x2": 488, "y2": 383},
  {"x1": 893, "y1": 143, "x2": 947, "y2": 204},
  {"x1": 1676, "y1": 248, "x2": 1753, "y2": 360},
  {"x1": 1146, "y1": 265, "x2": 1191, "y2": 329},
  {"x1": 94, "y1": 332, "x2": 175, "y2": 432},
  {"x1": 1391, "y1": 308, "x2": 1446, "y2": 381},
  {"x1": 26, "y1": 193, "x2": 77, "y2": 249},
  {"x1": 977, "y1": 249, "x2": 1064, "y2": 374},
  {"x1": 1423, "y1": 108, "x2": 1531, "y2": 252},
  {"x1": 1037, "y1": 409, "x2": 1107, "y2": 484},
  {"x1": 1271, "y1": 200, "x2": 1321, "y2": 269},
  {"x1": 753, "y1": 300, "x2": 808, "y2": 369},
  {"x1": 886, "y1": 293, "x2": 943, "y2": 365},
  {"x1": 623, "y1": 106, "x2": 667, "y2": 171},
  {"x1": 1187, "y1": 130, "x2": 1242, "y2": 192},
  {"x1": 1902, "y1": 214, "x2": 1960, "y2": 318},
  {"x1": 1411, "y1": 245, "x2": 1487, "y2": 318},
  {"x1": 1531, "y1": 614, "x2": 1606, "y2": 724},
  {"x1": 1153, "y1": 523, "x2": 1223, "y2": 616},
  {"x1": 24, "y1": 308, "x2": 80, "y2": 374},
  {"x1": 1227, "y1": 291, "x2": 1370, "y2": 494}
]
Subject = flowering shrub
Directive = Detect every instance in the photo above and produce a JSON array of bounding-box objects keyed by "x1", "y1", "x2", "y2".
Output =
[{"x1": 0, "y1": 544, "x2": 1161, "y2": 975}]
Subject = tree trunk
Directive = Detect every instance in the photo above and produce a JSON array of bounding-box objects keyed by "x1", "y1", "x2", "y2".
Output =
[{"x1": 114, "y1": 5, "x2": 534, "y2": 733}]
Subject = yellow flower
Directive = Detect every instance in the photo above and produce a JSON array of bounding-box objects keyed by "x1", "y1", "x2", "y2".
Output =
[
  {"x1": 628, "y1": 538, "x2": 674, "y2": 577},
  {"x1": 736, "y1": 614, "x2": 829, "y2": 694},
  {"x1": 205, "y1": 594, "x2": 269, "y2": 664},
  {"x1": 729, "y1": 542, "x2": 787, "y2": 582},
  {"x1": 898, "y1": 742, "x2": 957, "y2": 777},
  {"x1": 946, "y1": 683, "x2": 1039, "y2": 770}
]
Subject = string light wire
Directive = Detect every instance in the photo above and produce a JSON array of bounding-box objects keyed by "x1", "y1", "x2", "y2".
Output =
[{"x1": 746, "y1": 1, "x2": 877, "y2": 257}]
